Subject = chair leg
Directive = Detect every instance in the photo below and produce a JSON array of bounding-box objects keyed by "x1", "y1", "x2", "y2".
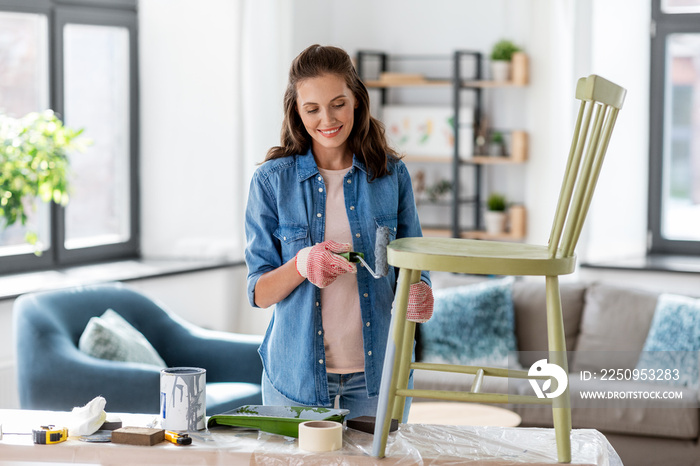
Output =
[
  {"x1": 372, "y1": 267, "x2": 414, "y2": 458},
  {"x1": 546, "y1": 276, "x2": 572, "y2": 463},
  {"x1": 392, "y1": 269, "x2": 421, "y2": 421}
]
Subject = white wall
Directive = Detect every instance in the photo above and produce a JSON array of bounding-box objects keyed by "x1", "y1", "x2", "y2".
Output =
[
  {"x1": 139, "y1": 0, "x2": 294, "y2": 261},
  {"x1": 584, "y1": 0, "x2": 650, "y2": 261},
  {"x1": 127, "y1": 267, "x2": 272, "y2": 336},
  {"x1": 135, "y1": 0, "x2": 693, "y2": 341},
  {"x1": 289, "y1": 0, "x2": 651, "y2": 261},
  {"x1": 137, "y1": 0, "x2": 655, "y2": 274},
  {"x1": 139, "y1": 0, "x2": 245, "y2": 260}
]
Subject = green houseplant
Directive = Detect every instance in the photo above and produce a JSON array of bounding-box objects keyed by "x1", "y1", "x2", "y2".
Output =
[
  {"x1": 484, "y1": 192, "x2": 508, "y2": 235},
  {"x1": 0, "y1": 109, "x2": 87, "y2": 246},
  {"x1": 490, "y1": 39, "x2": 520, "y2": 61},
  {"x1": 490, "y1": 130, "x2": 507, "y2": 156},
  {"x1": 490, "y1": 39, "x2": 521, "y2": 82},
  {"x1": 486, "y1": 192, "x2": 507, "y2": 212}
]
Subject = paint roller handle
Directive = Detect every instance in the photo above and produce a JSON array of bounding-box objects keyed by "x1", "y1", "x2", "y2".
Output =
[
  {"x1": 338, "y1": 226, "x2": 392, "y2": 279},
  {"x1": 338, "y1": 251, "x2": 382, "y2": 278},
  {"x1": 339, "y1": 251, "x2": 364, "y2": 262}
]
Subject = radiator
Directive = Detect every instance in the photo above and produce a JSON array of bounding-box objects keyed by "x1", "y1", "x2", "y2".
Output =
[{"x1": 0, "y1": 361, "x2": 20, "y2": 409}]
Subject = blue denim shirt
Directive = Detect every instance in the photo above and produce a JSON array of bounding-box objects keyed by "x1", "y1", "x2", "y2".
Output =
[{"x1": 245, "y1": 149, "x2": 429, "y2": 406}]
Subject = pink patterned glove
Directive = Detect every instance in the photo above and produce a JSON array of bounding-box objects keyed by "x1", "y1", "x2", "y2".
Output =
[
  {"x1": 406, "y1": 281, "x2": 434, "y2": 323},
  {"x1": 295, "y1": 240, "x2": 357, "y2": 288}
]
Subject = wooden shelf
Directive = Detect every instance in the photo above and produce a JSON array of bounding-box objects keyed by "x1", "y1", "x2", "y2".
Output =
[
  {"x1": 403, "y1": 155, "x2": 526, "y2": 164},
  {"x1": 422, "y1": 205, "x2": 527, "y2": 241},
  {"x1": 365, "y1": 80, "x2": 526, "y2": 89},
  {"x1": 460, "y1": 230, "x2": 526, "y2": 241},
  {"x1": 422, "y1": 228, "x2": 525, "y2": 241},
  {"x1": 402, "y1": 131, "x2": 528, "y2": 164},
  {"x1": 358, "y1": 50, "x2": 529, "y2": 243},
  {"x1": 403, "y1": 155, "x2": 455, "y2": 164},
  {"x1": 365, "y1": 79, "x2": 451, "y2": 88},
  {"x1": 466, "y1": 156, "x2": 527, "y2": 164},
  {"x1": 460, "y1": 80, "x2": 527, "y2": 88}
]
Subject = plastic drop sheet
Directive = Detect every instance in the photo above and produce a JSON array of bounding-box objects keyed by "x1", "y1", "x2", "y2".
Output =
[
  {"x1": 0, "y1": 410, "x2": 621, "y2": 465},
  {"x1": 249, "y1": 424, "x2": 622, "y2": 465}
]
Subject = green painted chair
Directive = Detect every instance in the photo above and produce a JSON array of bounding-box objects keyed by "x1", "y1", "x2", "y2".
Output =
[{"x1": 372, "y1": 75, "x2": 626, "y2": 463}]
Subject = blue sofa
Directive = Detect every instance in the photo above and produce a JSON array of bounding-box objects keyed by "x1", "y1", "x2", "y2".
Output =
[{"x1": 13, "y1": 282, "x2": 263, "y2": 415}]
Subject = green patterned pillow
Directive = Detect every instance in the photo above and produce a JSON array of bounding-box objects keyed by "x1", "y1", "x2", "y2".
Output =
[
  {"x1": 421, "y1": 277, "x2": 517, "y2": 367},
  {"x1": 79, "y1": 309, "x2": 167, "y2": 367}
]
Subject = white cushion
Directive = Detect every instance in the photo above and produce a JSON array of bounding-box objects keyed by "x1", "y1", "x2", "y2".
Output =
[{"x1": 79, "y1": 309, "x2": 166, "y2": 367}]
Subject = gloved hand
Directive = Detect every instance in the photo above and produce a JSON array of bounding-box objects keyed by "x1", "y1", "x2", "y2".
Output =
[
  {"x1": 406, "y1": 281, "x2": 434, "y2": 323},
  {"x1": 295, "y1": 240, "x2": 357, "y2": 288}
]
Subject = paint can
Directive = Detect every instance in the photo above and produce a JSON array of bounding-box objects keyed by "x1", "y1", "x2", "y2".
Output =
[{"x1": 160, "y1": 367, "x2": 206, "y2": 431}]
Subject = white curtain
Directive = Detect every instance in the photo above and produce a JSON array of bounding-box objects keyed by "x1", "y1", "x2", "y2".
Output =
[
  {"x1": 139, "y1": 0, "x2": 291, "y2": 260},
  {"x1": 237, "y1": 0, "x2": 294, "y2": 248},
  {"x1": 525, "y1": 0, "x2": 649, "y2": 264}
]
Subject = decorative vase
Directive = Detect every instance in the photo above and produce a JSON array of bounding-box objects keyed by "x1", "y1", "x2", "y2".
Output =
[
  {"x1": 509, "y1": 205, "x2": 526, "y2": 238},
  {"x1": 484, "y1": 210, "x2": 507, "y2": 235},
  {"x1": 490, "y1": 60, "x2": 511, "y2": 82},
  {"x1": 489, "y1": 141, "x2": 507, "y2": 157},
  {"x1": 511, "y1": 52, "x2": 529, "y2": 85}
]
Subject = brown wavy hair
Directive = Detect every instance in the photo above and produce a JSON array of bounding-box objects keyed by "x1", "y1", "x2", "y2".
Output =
[{"x1": 265, "y1": 44, "x2": 399, "y2": 180}]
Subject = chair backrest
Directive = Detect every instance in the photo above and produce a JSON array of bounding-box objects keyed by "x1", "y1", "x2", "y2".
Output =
[{"x1": 547, "y1": 75, "x2": 626, "y2": 259}]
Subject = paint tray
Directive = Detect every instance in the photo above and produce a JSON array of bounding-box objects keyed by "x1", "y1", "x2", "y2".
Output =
[{"x1": 207, "y1": 405, "x2": 349, "y2": 438}]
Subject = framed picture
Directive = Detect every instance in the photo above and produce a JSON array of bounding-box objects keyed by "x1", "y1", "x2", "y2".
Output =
[{"x1": 381, "y1": 106, "x2": 473, "y2": 158}]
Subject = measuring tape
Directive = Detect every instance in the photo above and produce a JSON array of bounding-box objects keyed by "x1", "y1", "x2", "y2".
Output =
[
  {"x1": 165, "y1": 430, "x2": 192, "y2": 445},
  {"x1": 32, "y1": 425, "x2": 68, "y2": 444}
]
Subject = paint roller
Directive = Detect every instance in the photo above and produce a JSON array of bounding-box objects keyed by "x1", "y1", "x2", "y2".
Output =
[{"x1": 340, "y1": 226, "x2": 391, "y2": 279}]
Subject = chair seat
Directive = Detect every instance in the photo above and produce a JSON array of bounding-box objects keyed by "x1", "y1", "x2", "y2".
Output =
[{"x1": 387, "y1": 237, "x2": 576, "y2": 276}]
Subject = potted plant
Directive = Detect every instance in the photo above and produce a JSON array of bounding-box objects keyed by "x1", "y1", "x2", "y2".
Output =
[
  {"x1": 489, "y1": 130, "x2": 507, "y2": 157},
  {"x1": 426, "y1": 179, "x2": 453, "y2": 202},
  {"x1": 0, "y1": 109, "x2": 87, "y2": 248},
  {"x1": 484, "y1": 192, "x2": 508, "y2": 235},
  {"x1": 490, "y1": 39, "x2": 520, "y2": 82}
]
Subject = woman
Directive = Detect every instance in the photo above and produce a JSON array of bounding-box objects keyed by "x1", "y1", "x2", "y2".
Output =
[{"x1": 244, "y1": 44, "x2": 433, "y2": 419}]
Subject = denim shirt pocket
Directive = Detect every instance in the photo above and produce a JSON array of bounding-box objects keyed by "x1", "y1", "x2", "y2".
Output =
[
  {"x1": 374, "y1": 214, "x2": 398, "y2": 241},
  {"x1": 273, "y1": 224, "x2": 309, "y2": 261}
]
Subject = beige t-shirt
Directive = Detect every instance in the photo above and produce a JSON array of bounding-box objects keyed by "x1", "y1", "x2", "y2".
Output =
[{"x1": 318, "y1": 167, "x2": 364, "y2": 374}]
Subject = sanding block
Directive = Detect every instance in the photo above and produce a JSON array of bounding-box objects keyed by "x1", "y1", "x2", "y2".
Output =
[
  {"x1": 111, "y1": 427, "x2": 164, "y2": 446},
  {"x1": 99, "y1": 417, "x2": 122, "y2": 431},
  {"x1": 346, "y1": 416, "x2": 398, "y2": 434}
]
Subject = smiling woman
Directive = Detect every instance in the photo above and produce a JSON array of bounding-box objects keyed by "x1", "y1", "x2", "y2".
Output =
[
  {"x1": 295, "y1": 74, "x2": 358, "y2": 170},
  {"x1": 244, "y1": 44, "x2": 433, "y2": 421}
]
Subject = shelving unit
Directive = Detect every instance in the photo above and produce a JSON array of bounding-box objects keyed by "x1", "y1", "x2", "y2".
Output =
[{"x1": 356, "y1": 50, "x2": 528, "y2": 240}]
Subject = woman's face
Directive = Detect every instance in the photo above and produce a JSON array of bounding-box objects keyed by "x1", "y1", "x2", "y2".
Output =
[{"x1": 296, "y1": 73, "x2": 358, "y2": 162}]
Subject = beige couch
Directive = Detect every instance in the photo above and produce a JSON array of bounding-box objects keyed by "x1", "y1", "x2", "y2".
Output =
[{"x1": 414, "y1": 273, "x2": 700, "y2": 466}]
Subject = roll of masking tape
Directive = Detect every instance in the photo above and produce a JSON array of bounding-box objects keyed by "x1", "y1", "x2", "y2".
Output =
[{"x1": 298, "y1": 420, "x2": 343, "y2": 452}]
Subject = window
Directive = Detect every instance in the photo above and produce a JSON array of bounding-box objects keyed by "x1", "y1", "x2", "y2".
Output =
[
  {"x1": 649, "y1": 0, "x2": 700, "y2": 255},
  {"x1": 0, "y1": 0, "x2": 138, "y2": 274}
]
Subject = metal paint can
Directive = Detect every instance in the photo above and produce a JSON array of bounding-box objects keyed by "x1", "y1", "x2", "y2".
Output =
[{"x1": 160, "y1": 367, "x2": 206, "y2": 431}]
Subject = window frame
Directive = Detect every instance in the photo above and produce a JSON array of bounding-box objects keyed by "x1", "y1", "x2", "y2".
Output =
[
  {"x1": 0, "y1": 0, "x2": 139, "y2": 274},
  {"x1": 649, "y1": 0, "x2": 700, "y2": 255}
]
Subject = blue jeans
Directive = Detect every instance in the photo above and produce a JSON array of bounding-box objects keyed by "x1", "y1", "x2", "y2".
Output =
[{"x1": 262, "y1": 371, "x2": 412, "y2": 422}]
